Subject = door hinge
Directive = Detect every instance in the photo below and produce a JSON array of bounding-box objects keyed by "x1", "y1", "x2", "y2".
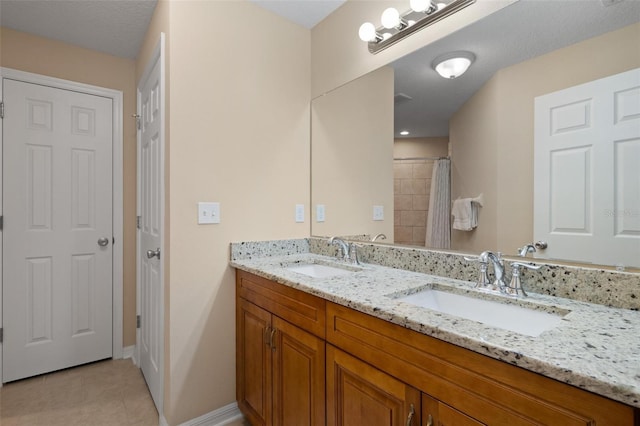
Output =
[
  {"x1": 137, "y1": 315, "x2": 141, "y2": 328},
  {"x1": 136, "y1": 215, "x2": 141, "y2": 229},
  {"x1": 0, "y1": 101, "x2": 4, "y2": 119},
  {"x1": 0, "y1": 328, "x2": 3, "y2": 343},
  {"x1": 0, "y1": 215, "x2": 3, "y2": 231},
  {"x1": 133, "y1": 113, "x2": 141, "y2": 130}
]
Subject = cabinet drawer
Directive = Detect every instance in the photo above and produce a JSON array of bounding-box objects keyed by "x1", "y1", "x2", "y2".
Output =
[
  {"x1": 326, "y1": 302, "x2": 636, "y2": 425},
  {"x1": 237, "y1": 270, "x2": 326, "y2": 338}
]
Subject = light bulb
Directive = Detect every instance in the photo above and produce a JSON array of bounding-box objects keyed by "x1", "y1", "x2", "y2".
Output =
[
  {"x1": 400, "y1": 130, "x2": 410, "y2": 136},
  {"x1": 437, "y1": 2, "x2": 446, "y2": 10},
  {"x1": 435, "y1": 57, "x2": 471, "y2": 79},
  {"x1": 432, "y1": 51, "x2": 475, "y2": 79},
  {"x1": 381, "y1": 7, "x2": 400, "y2": 29},
  {"x1": 358, "y1": 22, "x2": 377, "y2": 42},
  {"x1": 410, "y1": 0, "x2": 432, "y2": 13},
  {"x1": 382, "y1": 32, "x2": 392, "y2": 40}
]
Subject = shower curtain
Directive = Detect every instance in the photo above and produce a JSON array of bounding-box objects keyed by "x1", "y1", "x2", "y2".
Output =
[{"x1": 425, "y1": 158, "x2": 451, "y2": 249}]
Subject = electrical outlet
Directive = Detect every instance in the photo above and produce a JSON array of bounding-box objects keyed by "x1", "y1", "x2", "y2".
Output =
[
  {"x1": 198, "y1": 202, "x2": 220, "y2": 224},
  {"x1": 316, "y1": 204, "x2": 326, "y2": 222},
  {"x1": 373, "y1": 205, "x2": 384, "y2": 221},
  {"x1": 295, "y1": 204, "x2": 305, "y2": 223}
]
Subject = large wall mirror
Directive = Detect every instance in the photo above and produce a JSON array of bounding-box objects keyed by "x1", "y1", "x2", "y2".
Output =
[{"x1": 311, "y1": 0, "x2": 640, "y2": 269}]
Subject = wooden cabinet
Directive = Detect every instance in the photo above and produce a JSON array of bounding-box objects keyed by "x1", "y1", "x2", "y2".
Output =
[
  {"x1": 326, "y1": 345, "x2": 420, "y2": 426},
  {"x1": 236, "y1": 271, "x2": 325, "y2": 426},
  {"x1": 326, "y1": 301, "x2": 636, "y2": 425},
  {"x1": 422, "y1": 394, "x2": 485, "y2": 426},
  {"x1": 236, "y1": 270, "x2": 637, "y2": 426}
]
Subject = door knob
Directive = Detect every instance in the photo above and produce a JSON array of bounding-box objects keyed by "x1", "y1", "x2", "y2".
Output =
[
  {"x1": 146, "y1": 248, "x2": 161, "y2": 259},
  {"x1": 97, "y1": 237, "x2": 110, "y2": 247},
  {"x1": 534, "y1": 241, "x2": 548, "y2": 250}
]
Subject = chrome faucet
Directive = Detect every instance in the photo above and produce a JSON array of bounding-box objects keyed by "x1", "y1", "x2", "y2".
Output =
[
  {"x1": 507, "y1": 262, "x2": 541, "y2": 296},
  {"x1": 371, "y1": 233, "x2": 387, "y2": 242},
  {"x1": 465, "y1": 251, "x2": 540, "y2": 297},
  {"x1": 517, "y1": 244, "x2": 536, "y2": 257},
  {"x1": 329, "y1": 237, "x2": 349, "y2": 261},
  {"x1": 486, "y1": 251, "x2": 507, "y2": 291},
  {"x1": 329, "y1": 237, "x2": 360, "y2": 265}
]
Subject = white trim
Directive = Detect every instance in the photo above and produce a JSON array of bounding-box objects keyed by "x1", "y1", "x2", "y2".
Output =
[
  {"x1": 122, "y1": 345, "x2": 136, "y2": 360},
  {"x1": 178, "y1": 403, "x2": 244, "y2": 426},
  {"x1": 136, "y1": 32, "x2": 166, "y2": 417},
  {"x1": 0, "y1": 67, "x2": 125, "y2": 382}
]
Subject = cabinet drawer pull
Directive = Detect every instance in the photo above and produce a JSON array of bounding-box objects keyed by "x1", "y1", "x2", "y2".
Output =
[
  {"x1": 269, "y1": 328, "x2": 276, "y2": 351},
  {"x1": 406, "y1": 403, "x2": 415, "y2": 426},
  {"x1": 426, "y1": 414, "x2": 433, "y2": 426},
  {"x1": 264, "y1": 326, "x2": 271, "y2": 346}
]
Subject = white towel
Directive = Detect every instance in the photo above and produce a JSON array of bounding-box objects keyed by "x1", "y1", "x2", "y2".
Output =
[{"x1": 452, "y1": 198, "x2": 478, "y2": 231}]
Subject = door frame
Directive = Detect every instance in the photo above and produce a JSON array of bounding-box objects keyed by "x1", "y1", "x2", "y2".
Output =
[
  {"x1": 0, "y1": 67, "x2": 124, "y2": 383},
  {"x1": 135, "y1": 33, "x2": 165, "y2": 414}
]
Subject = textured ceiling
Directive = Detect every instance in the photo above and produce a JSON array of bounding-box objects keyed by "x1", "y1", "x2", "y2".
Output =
[
  {"x1": 249, "y1": 0, "x2": 346, "y2": 29},
  {"x1": 1, "y1": 0, "x2": 637, "y2": 137},
  {"x1": 0, "y1": 0, "x2": 158, "y2": 59},
  {"x1": 392, "y1": 0, "x2": 640, "y2": 137}
]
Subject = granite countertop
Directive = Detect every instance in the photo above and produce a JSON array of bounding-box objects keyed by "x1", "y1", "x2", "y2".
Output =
[{"x1": 231, "y1": 252, "x2": 640, "y2": 409}]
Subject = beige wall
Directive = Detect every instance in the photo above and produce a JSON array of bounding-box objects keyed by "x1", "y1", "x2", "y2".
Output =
[
  {"x1": 311, "y1": 0, "x2": 514, "y2": 97},
  {"x1": 451, "y1": 22, "x2": 640, "y2": 254},
  {"x1": 135, "y1": 1, "x2": 311, "y2": 424},
  {"x1": 311, "y1": 66, "x2": 394, "y2": 239},
  {"x1": 394, "y1": 137, "x2": 449, "y2": 158},
  {"x1": 0, "y1": 27, "x2": 138, "y2": 347}
]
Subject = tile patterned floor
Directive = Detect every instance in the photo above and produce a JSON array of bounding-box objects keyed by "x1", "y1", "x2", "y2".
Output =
[{"x1": 0, "y1": 359, "x2": 158, "y2": 426}]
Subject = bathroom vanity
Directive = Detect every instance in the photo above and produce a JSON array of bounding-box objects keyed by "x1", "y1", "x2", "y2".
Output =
[{"x1": 232, "y1": 240, "x2": 640, "y2": 425}]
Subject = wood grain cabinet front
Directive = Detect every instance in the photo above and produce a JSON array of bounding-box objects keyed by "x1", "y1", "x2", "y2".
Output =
[
  {"x1": 422, "y1": 393, "x2": 485, "y2": 426},
  {"x1": 236, "y1": 271, "x2": 325, "y2": 426},
  {"x1": 325, "y1": 301, "x2": 636, "y2": 425},
  {"x1": 326, "y1": 345, "x2": 421, "y2": 426},
  {"x1": 236, "y1": 271, "x2": 638, "y2": 425}
]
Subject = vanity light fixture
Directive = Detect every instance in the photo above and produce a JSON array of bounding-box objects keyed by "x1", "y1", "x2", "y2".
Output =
[
  {"x1": 358, "y1": 0, "x2": 475, "y2": 54},
  {"x1": 432, "y1": 51, "x2": 475, "y2": 79}
]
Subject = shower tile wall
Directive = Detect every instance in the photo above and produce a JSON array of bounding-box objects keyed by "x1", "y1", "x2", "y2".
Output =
[{"x1": 394, "y1": 159, "x2": 432, "y2": 246}]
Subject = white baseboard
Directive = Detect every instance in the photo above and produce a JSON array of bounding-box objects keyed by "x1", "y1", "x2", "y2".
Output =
[
  {"x1": 179, "y1": 402, "x2": 243, "y2": 426},
  {"x1": 122, "y1": 345, "x2": 136, "y2": 360}
]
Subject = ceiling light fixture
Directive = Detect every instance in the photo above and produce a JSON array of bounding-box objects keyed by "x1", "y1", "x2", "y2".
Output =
[
  {"x1": 432, "y1": 51, "x2": 475, "y2": 79},
  {"x1": 358, "y1": 0, "x2": 475, "y2": 54}
]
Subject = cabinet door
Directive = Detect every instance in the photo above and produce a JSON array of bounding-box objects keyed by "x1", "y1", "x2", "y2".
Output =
[
  {"x1": 327, "y1": 345, "x2": 420, "y2": 426},
  {"x1": 422, "y1": 393, "x2": 485, "y2": 426},
  {"x1": 272, "y1": 316, "x2": 325, "y2": 426},
  {"x1": 237, "y1": 299, "x2": 273, "y2": 426}
]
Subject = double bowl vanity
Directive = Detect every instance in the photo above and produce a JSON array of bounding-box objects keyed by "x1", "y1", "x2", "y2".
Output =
[{"x1": 232, "y1": 239, "x2": 640, "y2": 425}]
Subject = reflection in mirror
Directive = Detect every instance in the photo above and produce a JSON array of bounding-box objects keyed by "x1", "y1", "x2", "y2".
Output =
[{"x1": 311, "y1": 0, "x2": 640, "y2": 268}]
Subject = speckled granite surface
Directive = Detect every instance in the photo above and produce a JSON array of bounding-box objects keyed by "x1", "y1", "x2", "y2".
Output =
[
  {"x1": 230, "y1": 239, "x2": 640, "y2": 408},
  {"x1": 310, "y1": 237, "x2": 640, "y2": 311}
]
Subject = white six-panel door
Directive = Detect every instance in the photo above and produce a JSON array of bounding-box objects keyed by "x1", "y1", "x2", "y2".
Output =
[
  {"x1": 137, "y1": 39, "x2": 164, "y2": 413},
  {"x1": 534, "y1": 68, "x2": 640, "y2": 268},
  {"x1": 3, "y1": 78, "x2": 113, "y2": 382}
]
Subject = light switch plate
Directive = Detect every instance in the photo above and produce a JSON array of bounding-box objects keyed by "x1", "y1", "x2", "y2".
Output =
[
  {"x1": 373, "y1": 205, "x2": 384, "y2": 221},
  {"x1": 295, "y1": 204, "x2": 305, "y2": 223},
  {"x1": 198, "y1": 202, "x2": 220, "y2": 224},
  {"x1": 316, "y1": 204, "x2": 325, "y2": 222}
]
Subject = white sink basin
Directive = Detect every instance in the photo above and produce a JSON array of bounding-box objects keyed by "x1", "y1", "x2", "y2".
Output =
[
  {"x1": 396, "y1": 289, "x2": 568, "y2": 337},
  {"x1": 286, "y1": 263, "x2": 358, "y2": 278}
]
